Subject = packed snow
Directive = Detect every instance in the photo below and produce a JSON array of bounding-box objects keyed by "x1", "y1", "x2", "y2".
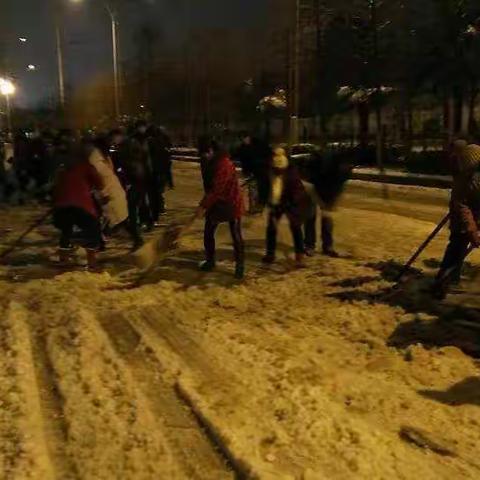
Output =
[{"x1": 0, "y1": 163, "x2": 479, "y2": 479}]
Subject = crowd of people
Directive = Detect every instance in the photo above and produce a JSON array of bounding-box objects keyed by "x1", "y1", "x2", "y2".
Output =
[
  {"x1": 1, "y1": 122, "x2": 174, "y2": 271},
  {"x1": 2, "y1": 123, "x2": 480, "y2": 297},
  {"x1": 195, "y1": 133, "x2": 353, "y2": 279},
  {"x1": 0, "y1": 123, "x2": 353, "y2": 278}
]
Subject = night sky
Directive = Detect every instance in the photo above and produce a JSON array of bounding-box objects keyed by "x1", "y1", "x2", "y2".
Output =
[{"x1": 4, "y1": 0, "x2": 267, "y2": 108}]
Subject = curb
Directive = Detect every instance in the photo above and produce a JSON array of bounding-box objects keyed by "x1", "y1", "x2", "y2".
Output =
[{"x1": 172, "y1": 155, "x2": 453, "y2": 190}]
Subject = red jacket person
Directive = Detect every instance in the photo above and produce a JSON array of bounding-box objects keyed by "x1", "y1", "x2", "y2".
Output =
[
  {"x1": 53, "y1": 146, "x2": 105, "y2": 270},
  {"x1": 196, "y1": 137, "x2": 245, "y2": 279}
]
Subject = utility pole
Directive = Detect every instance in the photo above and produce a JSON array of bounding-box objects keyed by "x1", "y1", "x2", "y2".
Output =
[
  {"x1": 106, "y1": 4, "x2": 121, "y2": 118},
  {"x1": 370, "y1": 0, "x2": 384, "y2": 174},
  {"x1": 314, "y1": 0, "x2": 328, "y2": 144},
  {"x1": 290, "y1": 0, "x2": 301, "y2": 144},
  {"x1": 55, "y1": 20, "x2": 66, "y2": 109},
  {"x1": 52, "y1": 0, "x2": 66, "y2": 109},
  {"x1": 183, "y1": 0, "x2": 194, "y2": 145}
]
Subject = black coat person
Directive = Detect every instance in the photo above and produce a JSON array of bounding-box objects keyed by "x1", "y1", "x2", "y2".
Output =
[
  {"x1": 148, "y1": 126, "x2": 173, "y2": 220},
  {"x1": 28, "y1": 133, "x2": 50, "y2": 196},
  {"x1": 301, "y1": 149, "x2": 353, "y2": 257},
  {"x1": 130, "y1": 122, "x2": 155, "y2": 229},
  {"x1": 233, "y1": 134, "x2": 271, "y2": 213},
  {"x1": 109, "y1": 129, "x2": 145, "y2": 248}
]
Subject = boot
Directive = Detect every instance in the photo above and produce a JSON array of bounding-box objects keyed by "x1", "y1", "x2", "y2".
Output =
[
  {"x1": 262, "y1": 254, "x2": 275, "y2": 264},
  {"x1": 323, "y1": 248, "x2": 340, "y2": 258},
  {"x1": 235, "y1": 263, "x2": 245, "y2": 280},
  {"x1": 295, "y1": 253, "x2": 307, "y2": 269},
  {"x1": 59, "y1": 247, "x2": 75, "y2": 266},
  {"x1": 86, "y1": 249, "x2": 100, "y2": 272},
  {"x1": 199, "y1": 260, "x2": 216, "y2": 272}
]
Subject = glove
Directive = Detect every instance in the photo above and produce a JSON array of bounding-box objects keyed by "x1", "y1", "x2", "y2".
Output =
[
  {"x1": 469, "y1": 230, "x2": 480, "y2": 248},
  {"x1": 195, "y1": 205, "x2": 206, "y2": 219}
]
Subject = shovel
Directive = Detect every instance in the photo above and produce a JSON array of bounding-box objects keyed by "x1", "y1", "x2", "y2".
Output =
[
  {"x1": 132, "y1": 213, "x2": 197, "y2": 272},
  {"x1": 0, "y1": 209, "x2": 53, "y2": 261},
  {"x1": 395, "y1": 213, "x2": 450, "y2": 284}
]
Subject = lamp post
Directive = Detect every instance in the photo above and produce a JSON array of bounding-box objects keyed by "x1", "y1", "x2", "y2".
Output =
[
  {"x1": 70, "y1": 0, "x2": 121, "y2": 118},
  {"x1": 290, "y1": 0, "x2": 301, "y2": 145},
  {"x1": 55, "y1": 22, "x2": 66, "y2": 108},
  {"x1": 106, "y1": 4, "x2": 121, "y2": 118},
  {"x1": 0, "y1": 79, "x2": 16, "y2": 136}
]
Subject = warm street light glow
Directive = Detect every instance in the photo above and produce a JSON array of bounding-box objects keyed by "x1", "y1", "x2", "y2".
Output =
[{"x1": 0, "y1": 79, "x2": 16, "y2": 96}]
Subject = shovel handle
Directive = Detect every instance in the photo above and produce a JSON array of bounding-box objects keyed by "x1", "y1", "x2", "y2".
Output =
[
  {"x1": 0, "y1": 209, "x2": 53, "y2": 261},
  {"x1": 395, "y1": 213, "x2": 450, "y2": 283}
]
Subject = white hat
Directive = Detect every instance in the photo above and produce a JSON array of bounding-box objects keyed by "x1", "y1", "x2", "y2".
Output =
[
  {"x1": 272, "y1": 147, "x2": 289, "y2": 170},
  {"x1": 458, "y1": 144, "x2": 480, "y2": 172}
]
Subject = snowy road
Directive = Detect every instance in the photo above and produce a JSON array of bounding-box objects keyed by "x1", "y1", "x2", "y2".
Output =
[{"x1": 0, "y1": 163, "x2": 479, "y2": 479}]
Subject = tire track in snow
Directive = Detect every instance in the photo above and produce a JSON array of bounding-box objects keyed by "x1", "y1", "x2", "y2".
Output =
[
  {"x1": 125, "y1": 306, "x2": 303, "y2": 479},
  {"x1": 97, "y1": 312, "x2": 234, "y2": 480},
  {"x1": 0, "y1": 302, "x2": 56, "y2": 479},
  {"x1": 19, "y1": 303, "x2": 80, "y2": 479}
]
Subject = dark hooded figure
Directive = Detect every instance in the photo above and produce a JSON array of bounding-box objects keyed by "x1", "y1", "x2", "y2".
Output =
[
  {"x1": 233, "y1": 133, "x2": 271, "y2": 213},
  {"x1": 130, "y1": 120, "x2": 155, "y2": 229},
  {"x1": 302, "y1": 149, "x2": 353, "y2": 257},
  {"x1": 28, "y1": 130, "x2": 50, "y2": 196},
  {"x1": 148, "y1": 125, "x2": 173, "y2": 221},
  {"x1": 109, "y1": 129, "x2": 144, "y2": 249}
]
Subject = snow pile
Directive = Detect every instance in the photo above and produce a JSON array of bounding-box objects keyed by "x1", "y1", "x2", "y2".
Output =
[{"x1": 0, "y1": 164, "x2": 479, "y2": 478}]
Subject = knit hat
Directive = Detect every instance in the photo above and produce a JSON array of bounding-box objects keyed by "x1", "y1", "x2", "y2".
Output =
[
  {"x1": 458, "y1": 144, "x2": 480, "y2": 172},
  {"x1": 272, "y1": 147, "x2": 289, "y2": 170}
]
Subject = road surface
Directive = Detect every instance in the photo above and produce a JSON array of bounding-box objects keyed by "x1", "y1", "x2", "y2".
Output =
[{"x1": 0, "y1": 163, "x2": 479, "y2": 480}]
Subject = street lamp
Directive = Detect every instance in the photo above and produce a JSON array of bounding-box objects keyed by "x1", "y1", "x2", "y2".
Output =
[
  {"x1": 70, "y1": 0, "x2": 121, "y2": 118},
  {"x1": 105, "y1": 3, "x2": 121, "y2": 119},
  {"x1": 0, "y1": 79, "x2": 16, "y2": 136}
]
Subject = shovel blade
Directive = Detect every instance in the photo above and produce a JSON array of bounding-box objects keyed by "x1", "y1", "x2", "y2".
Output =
[{"x1": 132, "y1": 239, "x2": 159, "y2": 271}]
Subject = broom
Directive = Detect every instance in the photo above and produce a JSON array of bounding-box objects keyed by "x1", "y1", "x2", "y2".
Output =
[
  {"x1": 132, "y1": 213, "x2": 197, "y2": 271},
  {"x1": 0, "y1": 209, "x2": 53, "y2": 261}
]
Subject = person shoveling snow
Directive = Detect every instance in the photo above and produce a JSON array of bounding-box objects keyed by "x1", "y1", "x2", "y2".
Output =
[{"x1": 433, "y1": 141, "x2": 480, "y2": 299}]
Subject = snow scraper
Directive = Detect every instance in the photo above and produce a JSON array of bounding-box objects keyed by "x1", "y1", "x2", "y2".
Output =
[
  {"x1": 395, "y1": 213, "x2": 450, "y2": 284},
  {"x1": 132, "y1": 214, "x2": 196, "y2": 272}
]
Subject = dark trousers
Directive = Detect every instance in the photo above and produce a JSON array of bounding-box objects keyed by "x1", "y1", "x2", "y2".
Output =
[
  {"x1": 147, "y1": 174, "x2": 168, "y2": 223},
  {"x1": 436, "y1": 231, "x2": 470, "y2": 286},
  {"x1": 204, "y1": 217, "x2": 244, "y2": 265},
  {"x1": 148, "y1": 177, "x2": 160, "y2": 223},
  {"x1": 166, "y1": 163, "x2": 174, "y2": 189},
  {"x1": 266, "y1": 209, "x2": 304, "y2": 256},
  {"x1": 126, "y1": 188, "x2": 143, "y2": 243},
  {"x1": 304, "y1": 209, "x2": 334, "y2": 252},
  {"x1": 53, "y1": 207, "x2": 102, "y2": 250},
  {"x1": 246, "y1": 178, "x2": 262, "y2": 213},
  {"x1": 139, "y1": 190, "x2": 154, "y2": 228}
]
